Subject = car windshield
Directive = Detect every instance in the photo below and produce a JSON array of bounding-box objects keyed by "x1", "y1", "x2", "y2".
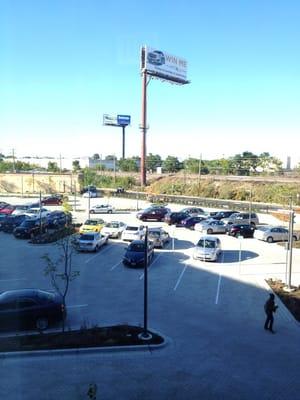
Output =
[
  {"x1": 105, "y1": 222, "x2": 119, "y2": 228},
  {"x1": 80, "y1": 234, "x2": 95, "y2": 241},
  {"x1": 84, "y1": 220, "x2": 99, "y2": 225},
  {"x1": 128, "y1": 243, "x2": 144, "y2": 252},
  {"x1": 126, "y1": 227, "x2": 139, "y2": 231},
  {"x1": 149, "y1": 231, "x2": 160, "y2": 238},
  {"x1": 197, "y1": 239, "x2": 216, "y2": 249}
]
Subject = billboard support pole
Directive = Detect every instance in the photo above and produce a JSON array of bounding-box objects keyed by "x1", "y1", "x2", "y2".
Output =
[
  {"x1": 141, "y1": 70, "x2": 147, "y2": 187},
  {"x1": 122, "y1": 126, "x2": 125, "y2": 159}
]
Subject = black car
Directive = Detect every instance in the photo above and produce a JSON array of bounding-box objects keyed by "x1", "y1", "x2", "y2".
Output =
[
  {"x1": 1, "y1": 214, "x2": 28, "y2": 233},
  {"x1": 180, "y1": 215, "x2": 208, "y2": 229},
  {"x1": 211, "y1": 210, "x2": 238, "y2": 220},
  {"x1": 164, "y1": 211, "x2": 189, "y2": 225},
  {"x1": 0, "y1": 289, "x2": 65, "y2": 331},
  {"x1": 136, "y1": 207, "x2": 170, "y2": 222},
  {"x1": 123, "y1": 240, "x2": 154, "y2": 268},
  {"x1": 226, "y1": 223, "x2": 255, "y2": 238},
  {"x1": 47, "y1": 211, "x2": 71, "y2": 228},
  {"x1": 80, "y1": 185, "x2": 97, "y2": 195},
  {"x1": 13, "y1": 218, "x2": 48, "y2": 239}
]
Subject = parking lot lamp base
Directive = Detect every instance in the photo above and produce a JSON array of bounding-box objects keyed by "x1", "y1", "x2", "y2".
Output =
[{"x1": 138, "y1": 331, "x2": 153, "y2": 341}]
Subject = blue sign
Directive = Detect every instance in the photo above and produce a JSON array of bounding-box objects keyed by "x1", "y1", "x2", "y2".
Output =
[{"x1": 117, "y1": 115, "x2": 131, "y2": 126}]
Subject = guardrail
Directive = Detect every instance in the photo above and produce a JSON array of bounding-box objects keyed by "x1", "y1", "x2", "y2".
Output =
[{"x1": 108, "y1": 189, "x2": 285, "y2": 214}]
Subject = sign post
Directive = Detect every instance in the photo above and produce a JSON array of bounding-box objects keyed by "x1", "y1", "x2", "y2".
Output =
[{"x1": 103, "y1": 114, "x2": 131, "y2": 159}]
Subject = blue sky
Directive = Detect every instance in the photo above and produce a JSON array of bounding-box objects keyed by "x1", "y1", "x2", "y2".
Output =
[{"x1": 1, "y1": 0, "x2": 299, "y2": 165}]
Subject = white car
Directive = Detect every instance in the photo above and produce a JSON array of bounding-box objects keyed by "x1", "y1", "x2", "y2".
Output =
[
  {"x1": 194, "y1": 219, "x2": 227, "y2": 234},
  {"x1": 90, "y1": 204, "x2": 115, "y2": 214},
  {"x1": 24, "y1": 207, "x2": 51, "y2": 218},
  {"x1": 82, "y1": 191, "x2": 97, "y2": 198},
  {"x1": 193, "y1": 235, "x2": 222, "y2": 262},
  {"x1": 77, "y1": 232, "x2": 108, "y2": 252},
  {"x1": 254, "y1": 226, "x2": 299, "y2": 243},
  {"x1": 101, "y1": 221, "x2": 126, "y2": 238},
  {"x1": 121, "y1": 225, "x2": 145, "y2": 241}
]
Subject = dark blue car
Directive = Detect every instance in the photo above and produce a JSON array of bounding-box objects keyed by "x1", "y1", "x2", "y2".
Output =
[
  {"x1": 123, "y1": 240, "x2": 154, "y2": 268},
  {"x1": 1, "y1": 214, "x2": 28, "y2": 233}
]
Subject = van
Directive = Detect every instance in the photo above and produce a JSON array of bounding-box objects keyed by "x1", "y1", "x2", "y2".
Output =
[{"x1": 223, "y1": 212, "x2": 259, "y2": 226}]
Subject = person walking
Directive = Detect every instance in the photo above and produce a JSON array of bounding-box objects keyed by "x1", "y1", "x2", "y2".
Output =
[{"x1": 264, "y1": 293, "x2": 278, "y2": 333}]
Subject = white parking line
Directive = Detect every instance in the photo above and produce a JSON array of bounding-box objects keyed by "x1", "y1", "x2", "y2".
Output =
[
  {"x1": 84, "y1": 245, "x2": 111, "y2": 264},
  {"x1": 215, "y1": 274, "x2": 222, "y2": 304},
  {"x1": 68, "y1": 304, "x2": 88, "y2": 309},
  {"x1": 173, "y1": 263, "x2": 188, "y2": 291},
  {"x1": 139, "y1": 253, "x2": 163, "y2": 280},
  {"x1": 0, "y1": 278, "x2": 27, "y2": 282},
  {"x1": 110, "y1": 261, "x2": 122, "y2": 270}
]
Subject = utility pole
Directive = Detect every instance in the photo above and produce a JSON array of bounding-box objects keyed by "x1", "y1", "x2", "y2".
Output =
[
  {"x1": 286, "y1": 198, "x2": 295, "y2": 290},
  {"x1": 140, "y1": 70, "x2": 148, "y2": 187},
  {"x1": 12, "y1": 148, "x2": 16, "y2": 173}
]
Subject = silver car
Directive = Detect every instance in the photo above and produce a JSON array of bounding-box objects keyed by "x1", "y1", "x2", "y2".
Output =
[
  {"x1": 254, "y1": 226, "x2": 299, "y2": 243},
  {"x1": 194, "y1": 219, "x2": 227, "y2": 234},
  {"x1": 101, "y1": 221, "x2": 126, "y2": 238},
  {"x1": 193, "y1": 235, "x2": 222, "y2": 262},
  {"x1": 148, "y1": 227, "x2": 170, "y2": 248}
]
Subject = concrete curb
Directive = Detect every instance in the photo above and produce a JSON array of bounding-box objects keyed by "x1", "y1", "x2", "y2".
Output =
[{"x1": 0, "y1": 329, "x2": 170, "y2": 359}]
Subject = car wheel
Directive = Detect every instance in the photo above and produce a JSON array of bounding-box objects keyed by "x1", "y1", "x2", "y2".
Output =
[
  {"x1": 108, "y1": 210, "x2": 112, "y2": 214},
  {"x1": 90, "y1": 210, "x2": 95, "y2": 214},
  {"x1": 207, "y1": 228, "x2": 213, "y2": 234},
  {"x1": 267, "y1": 236, "x2": 273, "y2": 243},
  {"x1": 36, "y1": 316, "x2": 49, "y2": 331},
  {"x1": 95, "y1": 245, "x2": 99, "y2": 252},
  {"x1": 293, "y1": 235, "x2": 298, "y2": 241},
  {"x1": 235, "y1": 232, "x2": 241, "y2": 238}
]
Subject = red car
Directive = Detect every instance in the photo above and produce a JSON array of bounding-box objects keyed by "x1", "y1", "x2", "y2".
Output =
[
  {"x1": 41, "y1": 195, "x2": 63, "y2": 206},
  {"x1": 0, "y1": 204, "x2": 16, "y2": 215}
]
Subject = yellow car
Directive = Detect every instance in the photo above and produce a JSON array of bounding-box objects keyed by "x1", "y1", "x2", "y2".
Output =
[{"x1": 79, "y1": 219, "x2": 105, "y2": 234}]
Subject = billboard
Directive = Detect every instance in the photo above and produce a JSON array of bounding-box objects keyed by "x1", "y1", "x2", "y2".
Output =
[
  {"x1": 117, "y1": 115, "x2": 131, "y2": 126},
  {"x1": 141, "y1": 46, "x2": 188, "y2": 83},
  {"x1": 103, "y1": 114, "x2": 118, "y2": 126}
]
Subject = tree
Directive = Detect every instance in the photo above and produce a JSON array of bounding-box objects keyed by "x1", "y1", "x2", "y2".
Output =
[
  {"x1": 118, "y1": 158, "x2": 139, "y2": 172},
  {"x1": 47, "y1": 161, "x2": 60, "y2": 173},
  {"x1": 146, "y1": 153, "x2": 162, "y2": 172},
  {"x1": 162, "y1": 156, "x2": 181, "y2": 173},
  {"x1": 92, "y1": 153, "x2": 100, "y2": 160},
  {"x1": 72, "y1": 160, "x2": 81, "y2": 172},
  {"x1": 42, "y1": 236, "x2": 79, "y2": 332}
]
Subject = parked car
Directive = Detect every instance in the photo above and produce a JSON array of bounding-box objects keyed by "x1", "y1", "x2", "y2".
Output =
[
  {"x1": 47, "y1": 211, "x2": 71, "y2": 229},
  {"x1": 1, "y1": 214, "x2": 28, "y2": 233},
  {"x1": 0, "y1": 204, "x2": 16, "y2": 215},
  {"x1": 0, "y1": 214, "x2": 7, "y2": 230},
  {"x1": 12, "y1": 204, "x2": 36, "y2": 216},
  {"x1": 226, "y1": 223, "x2": 255, "y2": 238},
  {"x1": 194, "y1": 219, "x2": 227, "y2": 234},
  {"x1": 254, "y1": 226, "x2": 299, "y2": 243},
  {"x1": 122, "y1": 240, "x2": 154, "y2": 267},
  {"x1": 148, "y1": 227, "x2": 170, "y2": 248},
  {"x1": 90, "y1": 204, "x2": 115, "y2": 214},
  {"x1": 211, "y1": 210, "x2": 238, "y2": 220},
  {"x1": 180, "y1": 215, "x2": 208, "y2": 229},
  {"x1": 41, "y1": 195, "x2": 63, "y2": 205},
  {"x1": 82, "y1": 191, "x2": 97, "y2": 198},
  {"x1": 180, "y1": 207, "x2": 205, "y2": 216},
  {"x1": 79, "y1": 219, "x2": 105, "y2": 234},
  {"x1": 222, "y1": 212, "x2": 259, "y2": 226},
  {"x1": 0, "y1": 288, "x2": 64, "y2": 331},
  {"x1": 164, "y1": 211, "x2": 190, "y2": 225},
  {"x1": 80, "y1": 185, "x2": 97, "y2": 195},
  {"x1": 77, "y1": 232, "x2": 108, "y2": 252},
  {"x1": 101, "y1": 221, "x2": 126, "y2": 238},
  {"x1": 193, "y1": 235, "x2": 222, "y2": 262},
  {"x1": 24, "y1": 207, "x2": 51, "y2": 218},
  {"x1": 136, "y1": 206, "x2": 170, "y2": 221},
  {"x1": 0, "y1": 201, "x2": 9, "y2": 210},
  {"x1": 121, "y1": 225, "x2": 145, "y2": 241},
  {"x1": 13, "y1": 217, "x2": 48, "y2": 239}
]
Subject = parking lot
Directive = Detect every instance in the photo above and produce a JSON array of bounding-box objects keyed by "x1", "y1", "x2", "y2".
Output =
[{"x1": 1, "y1": 195, "x2": 300, "y2": 400}]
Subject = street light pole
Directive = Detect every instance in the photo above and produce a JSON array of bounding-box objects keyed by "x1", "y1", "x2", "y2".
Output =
[
  {"x1": 140, "y1": 226, "x2": 152, "y2": 340},
  {"x1": 248, "y1": 188, "x2": 252, "y2": 225}
]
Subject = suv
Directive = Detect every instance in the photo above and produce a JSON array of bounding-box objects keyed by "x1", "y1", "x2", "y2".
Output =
[
  {"x1": 136, "y1": 207, "x2": 170, "y2": 222},
  {"x1": 222, "y1": 212, "x2": 259, "y2": 226},
  {"x1": 226, "y1": 223, "x2": 255, "y2": 238},
  {"x1": 211, "y1": 210, "x2": 238, "y2": 220},
  {"x1": 13, "y1": 218, "x2": 48, "y2": 239}
]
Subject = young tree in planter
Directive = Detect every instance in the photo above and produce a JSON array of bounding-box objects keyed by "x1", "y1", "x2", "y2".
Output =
[{"x1": 42, "y1": 236, "x2": 79, "y2": 332}]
